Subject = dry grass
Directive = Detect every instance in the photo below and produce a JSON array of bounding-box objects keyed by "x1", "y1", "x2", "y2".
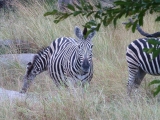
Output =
[{"x1": 0, "y1": 0, "x2": 160, "y2": 120}]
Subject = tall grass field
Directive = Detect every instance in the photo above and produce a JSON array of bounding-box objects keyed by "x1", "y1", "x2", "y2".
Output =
[{"x1": 0, "y1": 0, "x2": 160, "y2": 120}]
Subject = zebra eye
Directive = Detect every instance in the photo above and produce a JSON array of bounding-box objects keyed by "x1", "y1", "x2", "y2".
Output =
[{"x1": 91, "y1": 45, "x2": 93, "y2": 48}]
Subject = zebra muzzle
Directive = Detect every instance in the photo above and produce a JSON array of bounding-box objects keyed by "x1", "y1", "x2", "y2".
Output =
[{"x1": 82, "y1": 58, "x2": 90, "y2": 73}]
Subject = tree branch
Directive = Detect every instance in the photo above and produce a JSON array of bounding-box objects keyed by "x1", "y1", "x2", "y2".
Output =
[{"x1": 123, "y1": 18, "x2": 160, "y2": 37}]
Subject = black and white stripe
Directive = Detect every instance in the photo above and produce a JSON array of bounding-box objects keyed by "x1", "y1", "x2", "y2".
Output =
[
  {"x1": 49, "y1": 26, "x2": 95, "y2": 86},
  {"x1": 126, "y1": 37, "x2": 160, "y2": 95},
  {"x1": 20, "y1": 26, "x2": 96, "y2": 93},
  {"x1": 20, "y1": 46, "x2": 53, "y2": 93}
]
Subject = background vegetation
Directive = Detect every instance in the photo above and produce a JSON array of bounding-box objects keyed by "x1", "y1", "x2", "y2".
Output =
[
  {"x1": 0, "y1": 0, "x2": 160, "y2": 119},
  {"x1": 45, "y1": 0, "x2": 160, "y2": 96}
]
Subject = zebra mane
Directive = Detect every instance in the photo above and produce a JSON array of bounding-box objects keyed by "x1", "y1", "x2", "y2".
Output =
[{"x1": 37, "y1": 46, "x2": 49, "y2": 54}]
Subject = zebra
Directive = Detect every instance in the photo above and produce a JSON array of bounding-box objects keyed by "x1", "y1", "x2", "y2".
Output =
[
  {"x1": 126, "y1": 21, "x2": 160, "y2": 95},
  {"x1": 20, "y1": 46, "x2": 53, "y2": 93},
  {"x1": 20, "y1": 26, "x2": 96, "y2": 93}
]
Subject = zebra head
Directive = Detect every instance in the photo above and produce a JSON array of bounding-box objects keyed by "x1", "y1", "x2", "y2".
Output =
[
  {"x1": 75, "y1": 26, "x2": 96, "y2": 73},
  {"x1": 20, "y1": 56, "x2": 44, "y2": 93},
  {"x1": 24, "y1": 54, "x2": 46, "y2": 80}
]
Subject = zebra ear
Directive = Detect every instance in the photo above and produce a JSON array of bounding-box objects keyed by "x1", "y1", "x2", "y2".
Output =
[
  {"x1": 86, "y1": 30, "x2": 96, "y2": 40},
  {"x1": 27, "y1": 62, "x2": 32, "y2": 66},
  {"x1": 75, "y1": 26, "x2": 83, "y2": 39},
  {"x1": 27, "y1": 62, "x2": 32, "y2": 69}
]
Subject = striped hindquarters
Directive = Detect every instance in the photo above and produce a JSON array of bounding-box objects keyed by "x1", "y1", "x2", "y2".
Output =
[{"x1": 126, "y1": 38, "x2": 160, "y2": 75}]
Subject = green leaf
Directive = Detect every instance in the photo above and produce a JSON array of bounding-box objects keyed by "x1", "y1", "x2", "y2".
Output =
[
  {"x1": 132, "y1": 20, "x2": 138, "y2": 33},
  {"x1": 106, "y1": 17, "x2": 114, "y2": 26},
  {"x1": 125, "y1": 22, "x2": 132, "y2": 30},
  {"x1": 96, "y1": 23, "x2": 101, "y2": 31},
  {"x1": 54, "y1": 20, "x2": 60, "y2": 24},
  {"x1": 95, "y1": 2, "x2": 102, "y2": 9},
  {"x1": 138, "y1": 10, "x2": 146, "y2": 26},
  {"x1": 83, "y1": 5, "x2": 88, "y2": 11},
  {"x1": 44, "y1": 10, "x2": 58, "y2": 16},
  {"x1": 143, "y1": 47, "x2": 155, "y2": 54},
  {"x1": 112, "y1": 8, "x2": 122, "y2": 14},
  {"x1": 155, "y1": 16, "x2": 160, "y2": 21},
  {"x1": 53, "y1": 13, "x2": 71, "y2": 24},
  {"x1": 87, "y1": 2, "x2": 93, "y2": 10},
  {"x1": 149, "y1": 80, "x2": 160, "y2": 86},
  {"x1": 153, "y1": 49, "x2": 160, "y2": 58},
  {"x1": 87, "y1": 11, "x2": 94, "y2": 17},
  {"x1": 67, "y1": 4, "x2": 75, "y2": 11},
  {"x1": 74, "y1": 3, "x2": 82, "y2": 10},
  {"x1": 149, "y1": 80, "x2": 160, "y2": 96},
  {"x1": 139, "y1": 9, "x2": 146, "y2": 17},
  {"x1": 113, "y1": 17, "x2": 118, "y2": 27},
  {"x1": 94, "y1": 11, "x2": 101, "y2": 19},
  {"x1": 147, "y1": 39, "x2": 160, "y2": 45},
  {"x1": 139, "y1": 15, "x2": 143, "y2": 26},
  {"x1": 103, "y1": 16, "x2": 107, "y2": 26},
  {"x1": 88, "y1": 20, "x2": 97, "y2": 26},
  {"x1": 80, "y1": 0, "x2": 85, "y2": 7},
  {"x1": 117, "y1": 11, "x2": 125, "y2": 18},
  {"x1": 153, "y1": 85, "x2": 160, "y2": 96},
  {"x1": 73, "y1": 11, "x2": 82, "y2": 16},
  {"x1": 114, "y1": 1, "x2": 126, "y2": 5}
]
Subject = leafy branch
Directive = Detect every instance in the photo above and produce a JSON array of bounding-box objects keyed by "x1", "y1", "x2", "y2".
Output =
[
  {"x1": 148, "y1": 80, "x2": 160, "y2": 96},
  {"x1": 44, "y1": 0, "x2": 160, "y2": 32}
]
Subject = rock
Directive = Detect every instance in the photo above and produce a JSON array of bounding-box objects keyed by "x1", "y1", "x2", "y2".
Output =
[
  {"x1": 0, "y1": 88, "x2": 26, "y2": 103},
  {"x1": 0, "y1": 54, "x2": 36, "y2": 66},
  {"x1": 0, "y1": 88, "x2": 40, "y2": 103},
  {"x1": 57, "y1": 0, "x2": 114, "y2": 11}
]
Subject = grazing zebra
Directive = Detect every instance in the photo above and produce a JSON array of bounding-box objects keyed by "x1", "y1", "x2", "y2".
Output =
[
  {"x1": 126, "y1": 23, "x2": 160, "y2": 95},
  {"x1": 20, "y1": 46, "x2": 53, "y2": 93},
  {"x1": 20, "y1": 26, "x2": 96, "y2": 93}
]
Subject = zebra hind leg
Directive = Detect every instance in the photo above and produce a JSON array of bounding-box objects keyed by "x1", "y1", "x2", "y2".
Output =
[
  {"x1": 127, "y1": 67, "x2": 146, "y2": 96},
  {"x1": 134, "y1": 67, "x2": 146, "y2": 88}
]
